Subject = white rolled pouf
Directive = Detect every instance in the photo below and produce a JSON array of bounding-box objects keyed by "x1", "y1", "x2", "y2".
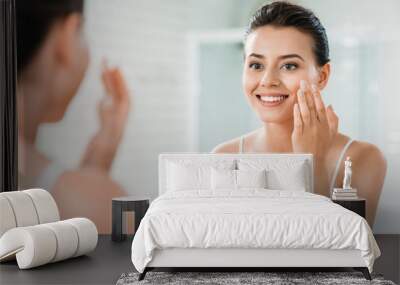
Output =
[
  {"x1": 24, "y1": 189, "x2": 60, "y2": 224},
  {"x1": 0, "y1": 189, "x2": 98, "y2": 269},
  {"x1": 42, "y1": 221, "x2": 79, "y2": 262},
  {"x1": 64, "y1": 218, "x2": 98, "y2": 257},
  {"x1": 0, "y1": 191, "x2": 39, "y2": 227},
  {"x1": 0, "y1": 218, "x2": 98, "y2": 269},
  {"x1": 0, "y1": 226, "x2": 57, "y2": 269},
  {"x1": 0, "y1": 196, "x2": 17, "y2": 237}
]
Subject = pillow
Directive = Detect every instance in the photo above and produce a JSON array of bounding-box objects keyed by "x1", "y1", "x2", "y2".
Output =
[
  {"x1": 238, "y1": 159, "x2": 310, "y2": 192},
  {"x1": 211, "y1": 168, "x2": 236, "y2": 189},
  {"x1": 267, "y1": 161, "x2": 308, "y2": 191},
  {"x1": 167, "y1": 162, "x2": 210, "y2": 191},
  {"x1": 166, "y1": 159, "x2": 236, "y2": 192},
  {"x1": 236, "y1": 169, "x2": 267, "y2": 188},
  {"x1": 211, "y1": 169, "x2": 267, "y2": 190}
]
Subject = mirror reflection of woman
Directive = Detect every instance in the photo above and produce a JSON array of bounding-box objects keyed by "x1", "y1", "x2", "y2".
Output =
[
  {"x1": 17, "y1": 0, "x2": 130, "y2": 233},
  {"x1": 213, "y1": 1, "x2": 386, "y2": 226}
]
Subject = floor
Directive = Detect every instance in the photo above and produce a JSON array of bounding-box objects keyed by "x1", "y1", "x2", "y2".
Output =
[
  {"x1": 0, "y1": 235, "x2": 134, "y2": 285},
  {"x1": 0, "y1": 235, "x2": 398, "y2": 285}
]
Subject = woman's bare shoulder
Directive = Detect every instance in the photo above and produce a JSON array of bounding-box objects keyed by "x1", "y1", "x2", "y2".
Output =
[
  {"x1": 332, "y1": 134, "x2": 384, "y2": 159},
  {"x1": 328, "y1": 134, "x2": 386, "y2": 173},
  {"x1": 211, "y1": 137, "x2": 241, "y2": 153},
  {"x1": 211, "y1": 130, "x2": 259, "y2": 153},
  {"x1": 350, "y1": 140, "x2": 386, "y2": 167},
  {"x1": 330, "y1": 133, "x2": 387, "y2": 173}
]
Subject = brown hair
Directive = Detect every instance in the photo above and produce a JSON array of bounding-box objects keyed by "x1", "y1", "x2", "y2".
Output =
[
  {"x1": 246, "y1": 1, "x2": 330, "y2": 66},
  {"x1": 16, "y1": 0, "x2": 84, "y2": 74}
]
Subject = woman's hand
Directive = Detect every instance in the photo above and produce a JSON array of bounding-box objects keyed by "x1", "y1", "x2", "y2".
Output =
[
  {"x1": 80, "y1": 60, "x2": 131, "y2": 172},
  {"x1": 291, "y1": 80, "x2": 338, "y2": 158},
  {"x1": 98, "y1": 60, "x2": 131, "y2": 141},
  {"x1": 291, "y1": 80, "x2": 338, "y2": 195}
]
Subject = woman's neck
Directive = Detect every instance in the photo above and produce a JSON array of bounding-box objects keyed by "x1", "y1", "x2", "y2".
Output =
[
  {"x1": 256, "y1": 119, "x2": 294, "y2": 152},
  {"x1": 18, "y1": 72, "x2": 49, "y2": 144},
  {"x1": 18, "y1": 74, "x2": 52, "y2": 179}
]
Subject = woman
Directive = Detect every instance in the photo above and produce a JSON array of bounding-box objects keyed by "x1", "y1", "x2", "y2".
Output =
[
  {"x1": 17, "y1": 0, "x2": 130, "y2": 233},
  {"x1": 213, "y1": 1, "x2": 386, "y2": 226}
]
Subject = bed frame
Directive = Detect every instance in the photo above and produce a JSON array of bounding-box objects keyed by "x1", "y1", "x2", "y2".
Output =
[
  {"x1": 140, "y1": 248, "x2": 371, "y2": 280},
  {"x1": 138, "y1": 153, "x2": 372, "y2": 281}
]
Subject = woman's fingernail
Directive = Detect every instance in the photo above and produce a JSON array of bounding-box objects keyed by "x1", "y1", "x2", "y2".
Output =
[
  {"x1": 311, "y1": 84, "x2": 317, "y2": 93},
  {"x1": 300, "y1": 80, "x2": 307, "y2": 90}
]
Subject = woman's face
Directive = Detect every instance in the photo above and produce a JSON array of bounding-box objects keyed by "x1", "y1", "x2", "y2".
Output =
[
  {"x1": 243, "y1": 25, "x2": 323, "y2": 124},
  {"x1": 56, "y1": 15, "x2": 89, "y2": 121},
  {"x1": 46, "y1": 14, "x2": 89, "y2": 122}
]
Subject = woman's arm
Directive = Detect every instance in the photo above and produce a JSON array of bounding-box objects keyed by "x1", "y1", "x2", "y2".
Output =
[
  {"x1": 352, "y1": 143, "x2": 387, "y2": 226},
  {"x1": 211, "y1": 139, "x2": 240, "y2": 153},
  {"x1": 80, "y1": 66, "x2": 130, "y2": 172}
]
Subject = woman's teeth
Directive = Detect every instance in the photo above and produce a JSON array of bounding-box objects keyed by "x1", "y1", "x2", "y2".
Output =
[{"x1": 258, "y1": 95, "x2": 288, "y2": 102}]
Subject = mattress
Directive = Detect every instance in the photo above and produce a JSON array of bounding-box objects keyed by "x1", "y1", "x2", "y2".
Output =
[{"x1": 131, "y1": 189, "x2": 380, "y2": 273}]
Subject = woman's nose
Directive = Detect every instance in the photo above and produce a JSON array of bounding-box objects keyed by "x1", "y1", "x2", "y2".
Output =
[{"x1": 260, "y1": 69, "x2": 281, "y2": 87}]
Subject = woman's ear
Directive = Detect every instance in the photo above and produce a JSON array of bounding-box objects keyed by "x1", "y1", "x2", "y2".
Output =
[
  {"x1": 54, "y1": 13, "x2": 82, "y2": 68},
  {"x1": 317, "y1": 63, "x2": 330, "y2": 90}
]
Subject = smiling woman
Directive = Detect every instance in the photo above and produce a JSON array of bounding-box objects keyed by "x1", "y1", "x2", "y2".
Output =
[{"x1": 212, "y1": 1, "x2": 387, "y2": 227}]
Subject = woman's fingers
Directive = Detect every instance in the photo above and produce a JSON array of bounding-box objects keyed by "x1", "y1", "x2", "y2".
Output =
[
  {"x1": 293, "y1": 103, "x2": 303, "y2": 135},
  {"x1": 102, "y1": 70, "x2": 115, "y2": 99},
  {"x1": 100, "y1": 60, "x2": 130, "y2": 118},
  {"x1": 101, "y1": 59, "x2": 112, "y2": 93},
  {"x1": 111, "y1": 68, "x2": 130, "y2": 104},
  {"x1": 326, "y1": 105, "x2": 339, "y2": 135},
  {"x1": 101, "y1": 60, "x2": 125, "y2": 104},
  {"x1": 297, "y1": 86, "x2": 311, "y2": 125},
  {"x1": 311, "y1": 84, "x2": 327, "y2": 124},
  {"x1": 302, "y1": 81, "x2": 317, "y2": 123}
]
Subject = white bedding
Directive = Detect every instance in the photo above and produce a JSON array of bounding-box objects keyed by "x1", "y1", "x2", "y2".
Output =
[{"x1": 131, "y1": 189, "x2": 380, "y2": 273}]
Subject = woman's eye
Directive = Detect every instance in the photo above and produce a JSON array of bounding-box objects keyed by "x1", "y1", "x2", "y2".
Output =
[
  {"x1": 281, "y1": 63, "x2": 298, "y2": 71},
  {"x1": 249, "y1": 62, "x2": 263, "y2": 70}
]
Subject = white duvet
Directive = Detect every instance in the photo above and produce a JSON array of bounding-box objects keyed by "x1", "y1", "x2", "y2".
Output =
[{"x1": 131, "y1": 189, "x2": 380, "y2": 273}]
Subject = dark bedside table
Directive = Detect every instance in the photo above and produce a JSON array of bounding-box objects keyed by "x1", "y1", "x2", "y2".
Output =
[
  {"x1": 112, "y1": 196, "x2": 150, "y2": 242},
  {"x1": 332, "y1": 198, "x2": 366, "y2": 218}
]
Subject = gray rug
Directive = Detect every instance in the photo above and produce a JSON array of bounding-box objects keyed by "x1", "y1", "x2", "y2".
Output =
[{"x1": 116, "y1": 271, "x2": 396, "y2": 285}]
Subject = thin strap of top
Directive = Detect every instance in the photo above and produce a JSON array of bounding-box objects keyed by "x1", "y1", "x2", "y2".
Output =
[
  {"x1": 239, "y1": 136, "x2": 244, "y2": 154},
  {"x1": 329, "y1": 138, "x2": 354, "y2": 195}
]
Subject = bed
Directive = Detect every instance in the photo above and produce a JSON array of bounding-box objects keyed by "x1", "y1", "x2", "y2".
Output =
[{"x1": 131, "y1": 153, "x2": 380, "y2": 281}]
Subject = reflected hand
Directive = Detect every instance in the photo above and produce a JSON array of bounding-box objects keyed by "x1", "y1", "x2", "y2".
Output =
[
  {"x1": 80, "y1": 60, "x2": 131, "y2": 172},
  {"x1": 98, "y1": 60, "x2": 131, "y2": 141}
]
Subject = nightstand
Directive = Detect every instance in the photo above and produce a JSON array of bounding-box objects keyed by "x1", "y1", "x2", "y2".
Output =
[
  {"x1": 112, "y1": 196, "x2": 150, "y2": 242},
  {"x1": 332, "y1": 198, "x2": 366, "y2": 218}
]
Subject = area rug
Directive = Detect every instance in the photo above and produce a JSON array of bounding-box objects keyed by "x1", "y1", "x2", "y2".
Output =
[{"x1": 116, "y1": 271, "x2": 396, "y2": 285}]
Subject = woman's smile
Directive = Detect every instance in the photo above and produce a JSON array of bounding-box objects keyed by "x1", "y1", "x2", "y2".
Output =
[{"x1": 255, "y1": 93, "x2": 290, "y2": 107}]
